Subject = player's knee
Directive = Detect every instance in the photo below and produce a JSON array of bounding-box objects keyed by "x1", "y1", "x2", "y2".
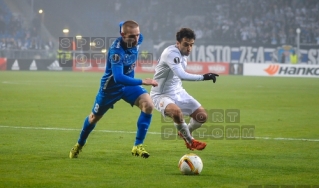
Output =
[
  {"x1": 194, "y1": 112, "x2": 207, "y2": 123},
  {"x1": 89, "y1": 113, "x2": 102, "y2": 124},
  {"x1": 142, "y1": 101, "x2": 154, "y2": 114},
  {"x1": 171, "y1": 109, "x2": 183, "y2": 123}
]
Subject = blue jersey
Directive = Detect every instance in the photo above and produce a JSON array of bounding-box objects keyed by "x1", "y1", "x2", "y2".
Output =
[{"x1": 99, "y1": 34, "x2": 143, "y2": 92}]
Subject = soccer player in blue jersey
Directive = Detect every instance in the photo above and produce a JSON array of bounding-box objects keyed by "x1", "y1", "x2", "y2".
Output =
[{"x1": 69, "y1": 20, "x2": 158, "y2": 159}]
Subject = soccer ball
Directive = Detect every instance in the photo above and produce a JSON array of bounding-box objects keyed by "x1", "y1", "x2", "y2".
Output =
[{"x1": 178, "y1": 153, "x2": 203, "y2": 175}]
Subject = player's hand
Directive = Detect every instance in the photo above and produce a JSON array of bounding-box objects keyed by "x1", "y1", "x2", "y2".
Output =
[
  {"x1": 142, "y1": 78, "x2": 158, "y2": 87},
  {"x1": 203, "y1": 73, "x2": 219, "y2": 83}
]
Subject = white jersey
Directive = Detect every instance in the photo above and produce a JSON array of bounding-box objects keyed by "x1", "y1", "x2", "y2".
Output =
[{"x1": 150, "y1": 45, "x2": 203, "y2": 96}]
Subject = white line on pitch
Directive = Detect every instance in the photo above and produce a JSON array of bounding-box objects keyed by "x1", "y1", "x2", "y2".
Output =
[
  {"x1": 0, "y1": 125, "x2": 161, "y2": 135},
  {"x1": 0, "y1": 125, "x2": 318, "y2": 142}
]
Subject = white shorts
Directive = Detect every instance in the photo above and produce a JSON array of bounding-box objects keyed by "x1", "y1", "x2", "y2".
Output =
[{"x1": 151, "y1": 89, "x2": 201, "y2": 117}]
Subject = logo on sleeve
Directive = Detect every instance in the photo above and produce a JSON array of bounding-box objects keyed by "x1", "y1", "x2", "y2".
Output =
[
  {"x1": 174, "y1": 57, "x2": 180, "y2": 64},
  {"x1": 112, "y1": 54, "x2": 120, "y2": 62}
]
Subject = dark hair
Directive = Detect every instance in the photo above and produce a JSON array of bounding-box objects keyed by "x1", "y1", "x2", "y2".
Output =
[{"x1": 176, "y1": 28, "x2": 196, "y2": 42}]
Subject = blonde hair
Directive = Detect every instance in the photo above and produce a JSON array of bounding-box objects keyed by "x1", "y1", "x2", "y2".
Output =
[{"x1": 121, "y1": 20, "x2": 139, "y2": 33}]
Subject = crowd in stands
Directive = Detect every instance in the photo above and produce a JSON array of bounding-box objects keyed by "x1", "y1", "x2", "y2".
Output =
[
  {"x1": 1, "y1": 0, "x2": 319, "y2": 51},
  {"x1": 0, "y1": 0, "x2": 54, "y2": 51},
  {"x1": 140, "y1": 0, "x2": 319, "y2": 45}
]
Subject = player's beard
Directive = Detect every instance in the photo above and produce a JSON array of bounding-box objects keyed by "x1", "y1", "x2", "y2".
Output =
[
  {"x1": 127, "y1": 38, "x2": 137, "y2": 47},
  {"x1": 121, "y1": 38, "x2": 137, "y2": 48},
  {"x1": 182, "y1": 50, "x2": 190, "y2": 56}
]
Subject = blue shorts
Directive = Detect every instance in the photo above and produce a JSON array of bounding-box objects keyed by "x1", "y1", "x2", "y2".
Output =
[{"x1": 91, "y1": 86, "x2": 148, "y2": 116}]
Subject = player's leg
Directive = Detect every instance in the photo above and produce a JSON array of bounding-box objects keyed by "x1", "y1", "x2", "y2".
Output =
[
  {"x1": 69, "y1": 112, "x2": 102, "y2": 158},
  {"x1": 164, "y1": 103, "x2": 193, "y2": 144},
  {"x1": 152, "y1": 95, "x2": 193, "y2": 149},
  {"x1": 70, "y1": 92, "x2": 120, "y2": 158},
  {"x1": 189, "y1": 106, "x2": 207, "y2": 134},
  {"x1": 134, "y1": 93, "x2": 154, "y2": 145},
  {"x1": 122, "y1": 86, "x2": 153, "y2": 158},
  {"x1": 165, "y1": 103, "x2": 206, "y2": 150},
  {"x1": 174, "y1": 91, "x2": 207, "y2": 150},
  {"x1": 77, "y1": 112, "x2": 102, "y2": 146}
]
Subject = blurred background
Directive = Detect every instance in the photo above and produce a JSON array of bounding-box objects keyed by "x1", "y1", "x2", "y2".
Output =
[{"x1": 0, "y1": 0, "x2": 318, "y2": 63}]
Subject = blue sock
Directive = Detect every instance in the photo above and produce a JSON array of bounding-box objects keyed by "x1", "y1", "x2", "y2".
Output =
[
  {"x1": 78, "y1": 116, "x2": 96, "y2": 146},
  {"x1": 135, "y1": 111, "x2": 152, "y2": 146}
]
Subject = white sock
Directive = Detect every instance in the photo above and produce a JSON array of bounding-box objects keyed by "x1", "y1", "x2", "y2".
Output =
[
  {"x1": 188, "y1": 118, "x2": 203, "y2": 134},
  {"x1": 174, "y1": 122, "x2": 193, "y2": 143}
]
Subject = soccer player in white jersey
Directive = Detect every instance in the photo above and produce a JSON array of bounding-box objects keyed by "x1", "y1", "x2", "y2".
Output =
[{"x1": 150, "y1": 28, "x2": 219, "y2": 150}]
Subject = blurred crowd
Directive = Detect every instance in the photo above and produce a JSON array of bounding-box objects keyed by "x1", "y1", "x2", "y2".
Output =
[
  {"x1": 140, "y1": 0, "x2": 319, "y2": 45},
  {"x1": 1, "y1": 0, "x2": 319, "y2": 51},
  {"x1": 0, "y1": 0, "x2": 54, "y2": 51}
]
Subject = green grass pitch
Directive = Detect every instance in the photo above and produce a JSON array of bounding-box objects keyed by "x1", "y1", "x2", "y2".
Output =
[{"x1": 0, "y1": 71, "x2": 319, "y2": 188}]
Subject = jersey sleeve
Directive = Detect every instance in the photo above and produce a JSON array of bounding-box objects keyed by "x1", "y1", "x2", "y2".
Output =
[
  {"x1": 165, "y1": 50, "x2": 203, "y2": 81},
  {"x1": 110, "y1": 51, "x2": 142, "y2": 86}
]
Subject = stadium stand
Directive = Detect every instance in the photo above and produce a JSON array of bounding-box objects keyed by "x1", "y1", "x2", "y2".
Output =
[{"x1": 0, "y1": 0, "x2": 319, "y2": 59}]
